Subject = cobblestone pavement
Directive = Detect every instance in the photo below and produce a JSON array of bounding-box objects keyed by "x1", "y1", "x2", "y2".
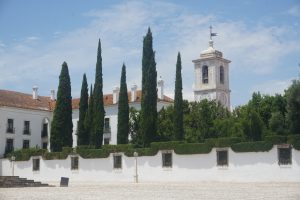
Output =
[{"x1": 0, "y1": 182, "x2": 299, "y2": 200}]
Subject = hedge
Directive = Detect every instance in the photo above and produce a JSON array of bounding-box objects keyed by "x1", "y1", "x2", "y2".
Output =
[
  {"x1": 77, "y1": 148, "x2": 110, "y2": 159},
  {"x1": 6, "y1": 135, "x2": 300, "y2": 161},
  {"x1": 287, "y1": 134, "x2": 300, "y2": 150},
  {"x1": 231, "y1": 141, "x2": 273, "y2": 152},
  {"x1": 7, "y1": 148, "x2": 46, "y2": 161},
  {"x1": 150, "y1": 141, "x2": 183, "y2": 151},
  {"x1": 174, "y1": 143, "x2": 212, "y2": 154},
  {"x1": 264, "y1": 135, "x2": 287, "y2": 144},
  {"x1": 205, "y1": 137, "x2": 241, "y2": 147}
]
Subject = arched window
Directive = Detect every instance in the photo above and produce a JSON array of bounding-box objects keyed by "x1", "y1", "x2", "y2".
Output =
[
  {"x1": 220, "y1": 66, "x2": 224, "y2": 84},
  {"x1": 202, "y1": 65, "x2": 208, "y2": 84}
]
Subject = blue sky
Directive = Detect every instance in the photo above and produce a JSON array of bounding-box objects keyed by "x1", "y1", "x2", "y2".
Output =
[{"x1": 0, "y1": 0, "x2": 300, "y2": 107}]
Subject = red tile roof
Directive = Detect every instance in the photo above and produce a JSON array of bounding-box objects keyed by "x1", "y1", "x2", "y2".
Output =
[{"x1": 0, "y1": 89, "x2": 173, "y2": 111}]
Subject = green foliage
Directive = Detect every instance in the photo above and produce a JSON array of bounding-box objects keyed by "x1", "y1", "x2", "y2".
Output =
[
  {"x1": 240, "y1": 109, "x2": 264, "y2": 141},
  {"x1": 140, "y1": 27, "x2": 158, "y2": 147},
  {"x1": 183, "y1": 100, "x2": 228, "y2": 142},
  {"x1": 92, "y1": 39, "x2": 105, "y2": 148},
  {"x1": 50, "y1": 62, "x2": 73, "y2": 152},
  {"x1": 269, "y1": 112, "x2": 286, "y2": 135},
  {"x1": 129, "y1": 107, "x2": 141, "y2": 147},
  {"x1": 157, "y1": 106, "x2": 174, "y2": 141},
  {"x1": 7, "y1": 148, "x2": 46, "y2": 161},
  {"x1": 174, "y1": 143, "x2": 212, "y2": 154},
  {"x1": 205, "y1": 137, "x2": 241, "y2": 147},
  {"x1": 287, "y1": 134, "x2": 300, "y2": 150},
  {"x1": 85, "y1": 85, "x2": 94, "y2": 145},
  {"x1": 8, "y1": 137, "x2": 300, "y2": 161},
  {"x1": 77, "y1": 74, "x2": 89, "y2": 145},
  {"x1": 77, "y1": 148, "x2": 109, "y2": 159},
  {"x1": 174, "y1": 52, "x2": 184, "y2": 140},
  {"x1": 150, "y1": 141, "x2": 183, "y2": 150},
  {"x1": 231, "y1": 141, "x2": 273, "y2": 152},
  {"x1": 286, "y1": 79, "x2": 300, "y2": 134},
  {"x1": 264, "y1": 135, "x2": 287, "y2": 144},
  {"x1": 117, "y1": 64, "x2": 129, "y2": 144}
]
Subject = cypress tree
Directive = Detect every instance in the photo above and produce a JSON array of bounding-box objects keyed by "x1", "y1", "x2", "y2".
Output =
[
  {"x1": 77, "y1": 74, "x2": 89, "y2": 145},
  {"x1": 92, "y1": 39, "x2": 105, "y2": 148},
  {"x1": 50, "y1": 62, "x2": 73, "y2": 151},
  {"x1": 85, "y1": 85, "x2": 94, "y2": 145},
  {"x1": 173, "y1": 52, "x2": 184, "y2": 140},
  {"x1": 140, "y1": 28, "x2": 157, "y2": 147},
  {"x1": 117, "y1": 64, "x2": 129, "y2": 144}
]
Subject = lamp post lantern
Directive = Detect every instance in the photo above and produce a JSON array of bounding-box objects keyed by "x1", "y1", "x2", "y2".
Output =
[{"x1": 134, "y1": 151, "x2": 138, "y2": 183}]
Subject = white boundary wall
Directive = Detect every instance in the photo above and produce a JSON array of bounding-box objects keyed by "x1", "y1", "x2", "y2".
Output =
[{"x1": 0, "y1": 146, "x2": 299, "y2": 183}]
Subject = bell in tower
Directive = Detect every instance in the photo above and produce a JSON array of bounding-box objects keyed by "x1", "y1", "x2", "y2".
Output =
[{"x1": 192, "y1": 26, "x2": 231, "y2": 109}]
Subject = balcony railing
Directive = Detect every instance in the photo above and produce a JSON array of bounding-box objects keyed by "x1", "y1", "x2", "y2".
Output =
[
  {"x1": 6, "y1": 126, "x2": 15, "y2": 134},
  {"x1": 41, "y1": 129, "x2": 48, "y2": 138},
  {"x1": 23, "y1": 129, "x2": 31, "y2": 135},
  {"x1": 104, "y1": 126, "x2": 111, "y2": 133}
]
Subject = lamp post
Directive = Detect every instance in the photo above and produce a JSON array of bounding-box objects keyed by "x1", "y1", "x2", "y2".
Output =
[
  {"x1": 11, "y1": 156, "x2": 15, "y2": 176},
  {"x1": 133, "y1": 151, "x2": 138, "y2": 183}
]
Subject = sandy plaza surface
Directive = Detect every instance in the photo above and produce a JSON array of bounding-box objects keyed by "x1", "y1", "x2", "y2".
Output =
[{"x1": 0, "y1": 182, "x2": 300, "y2": 200}]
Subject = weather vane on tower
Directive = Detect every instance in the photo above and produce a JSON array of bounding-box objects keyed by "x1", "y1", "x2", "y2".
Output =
[{"x1": 209, "y1": 25, "x2": 218, "y2": 41}]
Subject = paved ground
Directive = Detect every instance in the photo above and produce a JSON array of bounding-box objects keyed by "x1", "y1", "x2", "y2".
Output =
[{"x1": 0, "y1": 182, "x2": 300, "y2": 200}]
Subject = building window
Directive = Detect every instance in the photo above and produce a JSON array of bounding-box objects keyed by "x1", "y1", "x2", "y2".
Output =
[
  {"x1": 5, "y1": 139, "x2": 14, "y2": 154},
  {"x1": 278, "y1": 146, "x2": 292, "y2": 165},
  {"x1": 71, "y1": 156, "x2": 79, "y2": 170},
  {"x1": 23, "y1": 121, "x2": 30, "y2": 135},
  {"x1": 23, "y1": 140, "x2": 30, "y2": 149},
  {"x1": 6, "y1": 119, "x2": 14, "y2": 133},
  {"x1": 104, "y1": 138, "x2": 110, "y2": 145},
  {"x1": 33, "y1": 158, "x2": 40, "y2": 171},
  {"x1": 220, "y1": 66, "x2": 224, "y2": 84},
  {"x1": 42, "y1": 142, "x2": 48, "y2": 149},
  {"x1": 104, "y1": 118, "x2": 111, "y2": 133},
  {"x1": 162, "y1": 152, "x2": 172, "y2": 168},
  {"x1": 41, "y1": 123, "x2": 48, "y2": 137},
  {"x1": 202, "y1": 65, "x2": 209, "y2": 84},
  {"x1": 113, "y1": 155, "x2": 122, "y2": 169},
  {"x1": 217, "y1": 150, "x2": 228, "y2": 166}
]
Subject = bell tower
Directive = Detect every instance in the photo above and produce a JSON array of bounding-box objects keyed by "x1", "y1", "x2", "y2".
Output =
[{"x1": 192, "y1": 26, "x2": 231, "y2": 109}]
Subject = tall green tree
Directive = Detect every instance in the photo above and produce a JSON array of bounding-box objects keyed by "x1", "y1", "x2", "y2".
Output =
[
  {"x1": 92, "y1": 39, "x2": 105, "y2": 148},
  {"x1": 85, "y1": 85, "x2": 94, "y2": 145},
  {"x1": 140, "y1": 27, "x2": 158, "y2": 147},
  {"x1": 129, "y1": 107, "x2": 141, "y2": 147},
  {"x1": 157, "y1": 106, "x2": 174, "y2": 141},
  {"x1": 77, "y1": 74, "x2": 89, "y2": 145},
  {"x1": 286, "y1": 79, "x2": 300, "y2": 134},
  {"x1": 173, "y1": 52, "x2": 184, "y2": 140},
  {"x1": 241, "y1": 109, "x2": 264, "y2": 141},
  {"x1": 117, "y1": 64, "x2": 129, "y2": 144},
  {"x1": 50, "y1": 62, "x2": 73, "y2": 151}
]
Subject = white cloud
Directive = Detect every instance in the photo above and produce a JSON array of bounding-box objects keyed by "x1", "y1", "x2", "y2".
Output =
[
  {"x1": 287, "y1": 5, "x2": 300, "y2": 16},
  {"x1": 0, "y1": 1, "x2": 299, "y2": 103}
]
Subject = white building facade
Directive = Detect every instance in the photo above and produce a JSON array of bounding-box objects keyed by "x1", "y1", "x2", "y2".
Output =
[{"x1": 0, "y1": 81, "x2": 172, "y2": 157}]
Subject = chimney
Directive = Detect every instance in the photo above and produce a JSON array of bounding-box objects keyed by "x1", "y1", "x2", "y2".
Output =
[
  {"x1": 113, "y1": 86, "x2": 120, "y2": 104},
  {"x1": 157, "y1": 76, "x2": 164, "y2": 100},
  {"x1": 32, "y1": 86, "x2": 38, "y2": 100},
  {"x1": 131, "y1": 83, "x2": 137, "y2": 102},
  {"x1": 50, "y1": 89, "x2": 56, "y2": 101}
]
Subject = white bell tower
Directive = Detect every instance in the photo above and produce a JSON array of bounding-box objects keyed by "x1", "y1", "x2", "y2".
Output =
[{"x1": 192, "y1": 26, "x2": 231, "y2": 109}]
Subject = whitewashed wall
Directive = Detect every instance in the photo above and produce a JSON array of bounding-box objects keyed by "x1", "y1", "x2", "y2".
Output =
[
  {"x1": 1, "y1": 146, "x2": 299, "y2": 183},
  {"x1": 0, "y1": 107, "x2": 52, "y2": 156}
]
